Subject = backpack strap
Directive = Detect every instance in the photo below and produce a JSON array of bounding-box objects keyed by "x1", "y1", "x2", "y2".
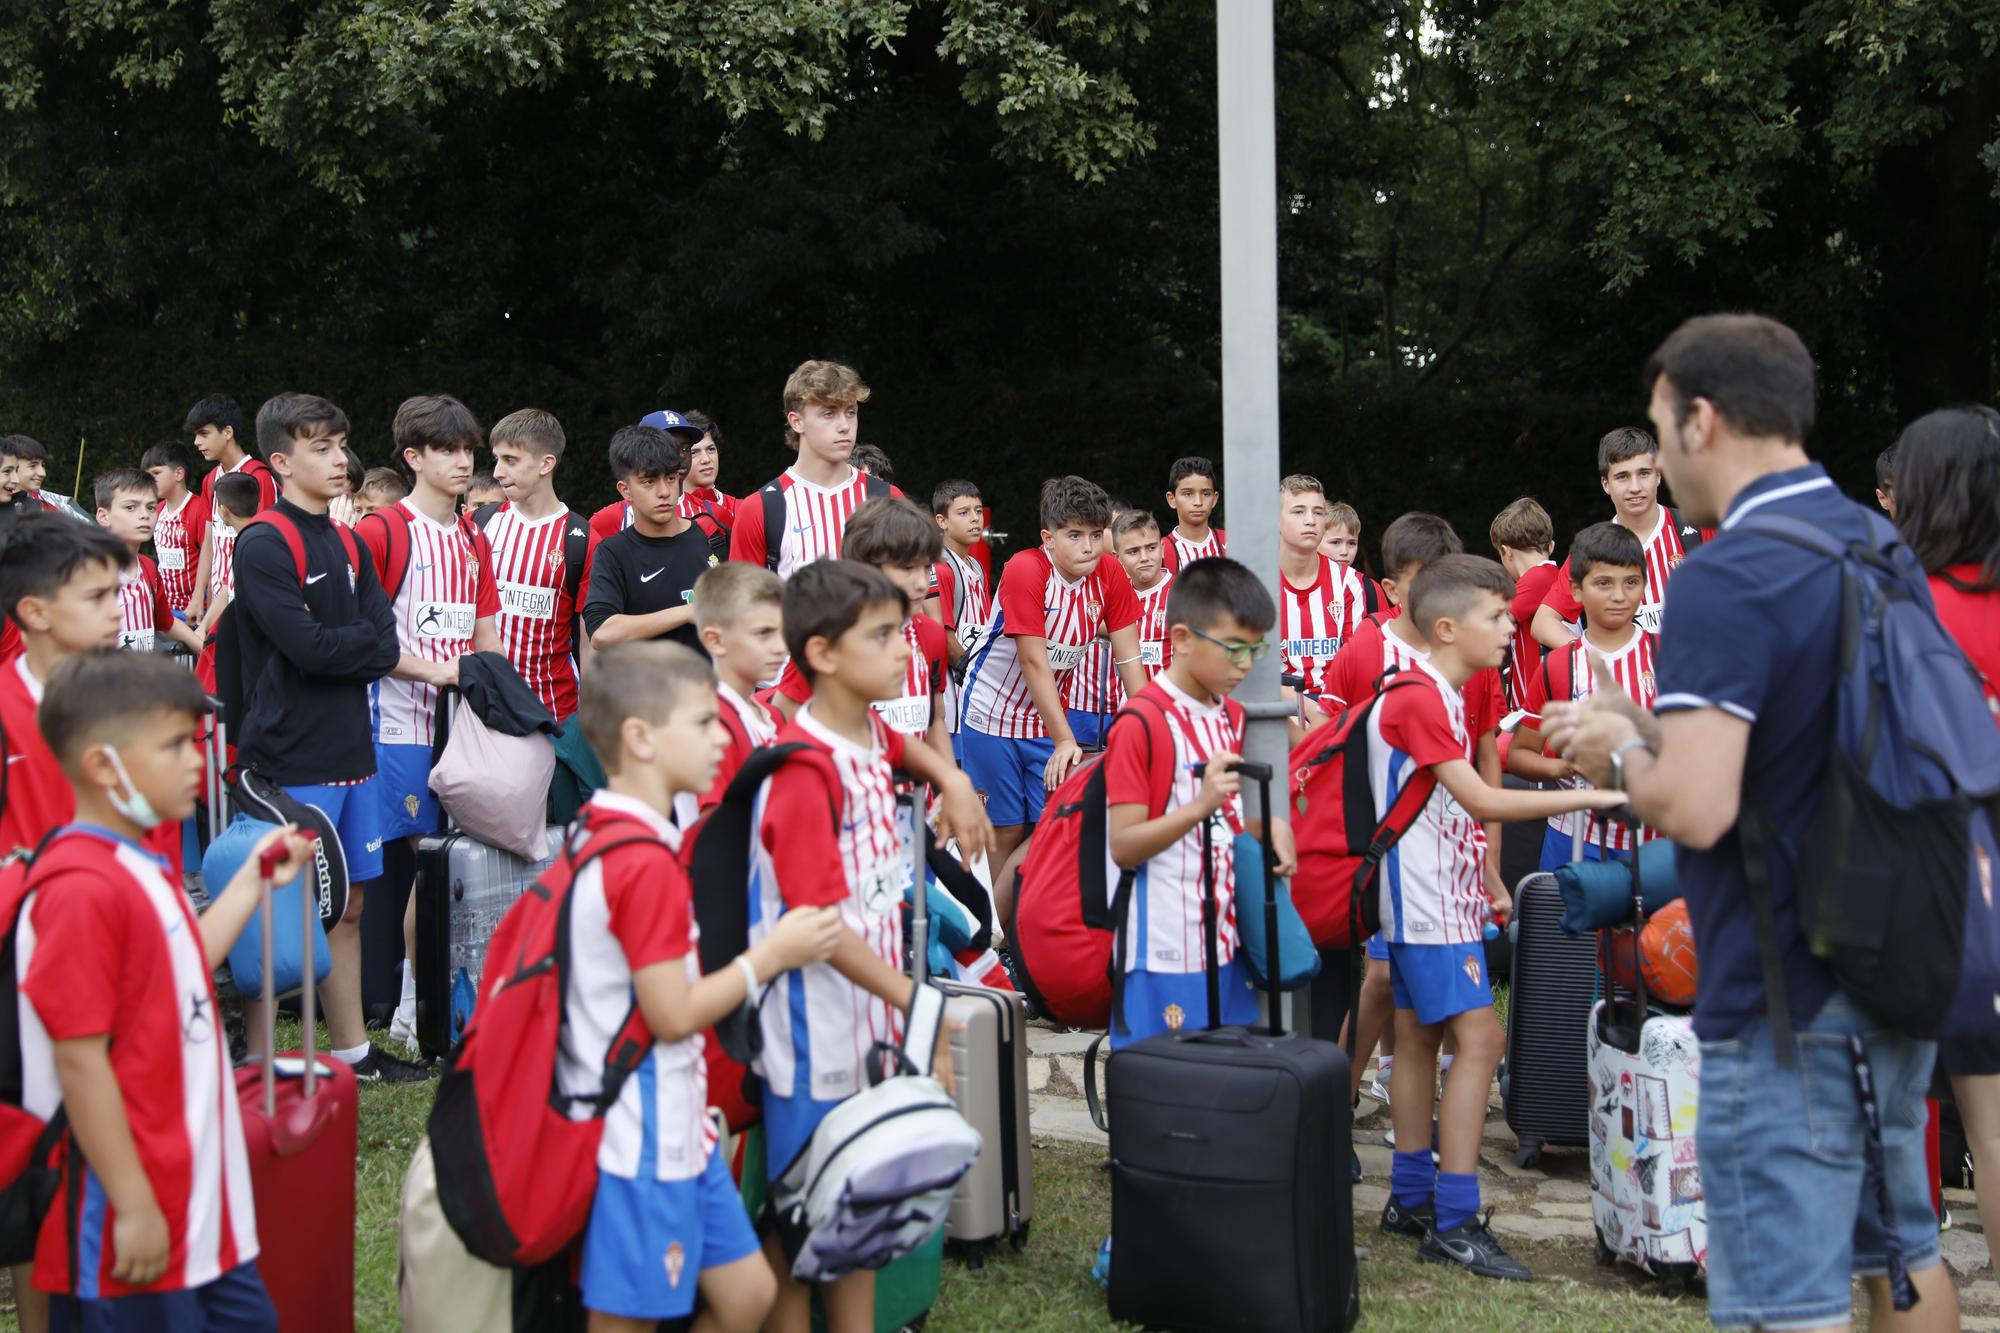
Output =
[
  {"x1": 470, "y1": 502, "x2": 502, "y2": 529},
  {"x1": 1101, "y1": 694, "x2": 1173, "y2": 1036},
  {"x1": 759, "y1": 484, "x2": 784, "y2": 573},
  {"x1": 1669, "y1": 508, "x2": 1705, "y2": 552},
  {"x1": 545, "y1": 818, "x2": 670, "y2": 1112},
  {"x1": 1340, "y1": 675, "x2": 1439, "y2": 945},
  {"x1": 358, "y1": 506, "x2": 415, "y2": 601},
  {"x1": 242, "y1": 510, "x2": 309, "y2": 583},
  {"x1": 561, "y1": 515, "x2": 589, "y2": 608},
  {"x1": 864, "y1": 475, "x2": 891, "y2": 502}
]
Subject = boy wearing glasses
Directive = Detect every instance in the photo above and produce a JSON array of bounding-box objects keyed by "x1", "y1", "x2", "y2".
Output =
[
  {"x1": 960, "y1": 475, "x2": 1148, "y2": 879},
  {"x1": 1102, "y1": 556, "x2": 1289, "y2": 1046}
]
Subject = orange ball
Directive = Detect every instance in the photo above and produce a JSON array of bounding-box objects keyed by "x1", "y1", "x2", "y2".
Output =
[{"x1": 1639, "y1": 900, "x2": 1699, "y2": 1007}]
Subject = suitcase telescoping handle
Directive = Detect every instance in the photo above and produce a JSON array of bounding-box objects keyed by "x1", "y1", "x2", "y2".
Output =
[
  {"x1": 906, "y1": 783, "x2": 930, "y2": 987},
  {"x1": 1189, "y1": 760, "x2": 1282, "y2": 1037},
  {"x1": 258, "y1": 830, "x2": 322, "y2": 1118}
]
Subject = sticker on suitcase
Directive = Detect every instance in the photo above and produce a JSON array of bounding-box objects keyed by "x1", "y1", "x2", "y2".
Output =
[{"x1": 1587, "y1": 1001, "x2": 1706, "y2": 1280}]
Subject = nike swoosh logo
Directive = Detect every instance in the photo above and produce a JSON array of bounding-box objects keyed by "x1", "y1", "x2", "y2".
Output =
[
  {"x1": 5, "y1": 755, "x2": 22, "y2": 766},
  {"x1": 639, "y1": 568, "x2": 665, "y2": 583},
  {"x1": 305, "y1": 572, "x2": 328, "y2": 585}
]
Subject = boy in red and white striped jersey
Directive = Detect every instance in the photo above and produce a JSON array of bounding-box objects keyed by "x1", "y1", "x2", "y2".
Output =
[
  {"x1": 1530, "y1": 427, "x2": 1704, "y2": 649},
  {"x1": 931, "y1": 479, "x2": 989, "y2": 759},
  {"x1": 728, "y1": 361, "x2": 899, "y2": 576},
  {"x1": 140, "y1": 441, "x2": 207, "y2": 617},
  {"x1": 692, "y1": 563, "x2": 788, "y2": 810},
  {"x1": 479, "y1": 408, "x2": 589, "y2": 721},
  {"x1": 1062, "y1": 496, "x2": 1134, "y2": 750},
  {"x1": 93, "y1": 470, "x2": 200, "y2": 656},
  {"x1": 1161, "y1": 455, "x2": 1226, "y2": 573},
  {"x1": 184, "y1": 396, "x2": 275, "y2": 640},
  {"x1": 1509, "y1": 522, "x2": 1662, "y2": 869},
  {"x1": 1275, "y1": 475, "x2": 1365, "y2": 709},
  {"x1": 1107, "y1": 509, "x2": 1174, "y2": 684},
  {"x1": 960, "y1": 476, "x2": 1149, "y2": 878},
  {"x1": 677, "y1": 408, "x2": 739, "y2": 535},
  {"x1": 1488, "y1": 497, "x2": 1559, "y2": 714}
]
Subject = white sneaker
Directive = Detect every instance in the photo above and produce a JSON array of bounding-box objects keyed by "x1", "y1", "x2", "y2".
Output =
[
  {"x1": 389, "y1": 1004, "x2": 419, "y2": 1056},
  {"x1": 1366, "y1": 1074, "x2": 1392, "y2": 1105}
]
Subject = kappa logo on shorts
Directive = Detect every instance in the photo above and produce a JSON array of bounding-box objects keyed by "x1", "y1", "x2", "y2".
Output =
[
  {"x1": 1462, "y1": 954, "x2": 1482, "y2": 987},
  {"x1": 664, "y1": 1240, "x2": 686, "y2": 1288}
]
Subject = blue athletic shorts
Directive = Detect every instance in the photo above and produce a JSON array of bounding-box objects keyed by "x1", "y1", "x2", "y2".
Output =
[
  {"x1": 283, "y1": 778, "x2": 384, "y2": 882},
  {"x1": 1699, "y1": 993, "x2": 1939, "y2": 1329},
  {"x1": 957, "y1": 729, "x2": 1055, "y2": 828},
  {"x1": 1066, "y1": 709, "x2": 1112, "y2": 750},
  {"x1": 580, "y1": 1152, "x2": 761, "y2": 1321},
  {"x1": 373, "y1": 742, "x2": 439, "y2": 842},
  {"x1": 1536, "y1": 821, "x2": 1628, "y2": 875},
  {"x1": 51, "y1": 1260, "x2": 276, "y2": 1332},
  {"x1": 1366, "y1": 935, "x2": 1390, "y2": 962},
  {"x1": 1111, "y1": 958, "x2": 1261, "y2": 1050},
  {"x1": 1387, "y1": 940, "x2": 1494, "y2": 1027},
  {"x1": 764, "y1": 1089, "x2": 846, "y2": 1185}
]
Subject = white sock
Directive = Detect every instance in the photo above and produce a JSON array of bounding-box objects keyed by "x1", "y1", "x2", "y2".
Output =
[
  {"x1": 1438, "y1": 1054, "x2": 1454, "y2": 1072},
  {"x1": 1376, "y1": 1057, "x2": 1394, "y2": 1079},
  {"x1": 333, "y1": 1042, "x2": 372, "y2": 1066},
  {"x1": 399, "y1": 960, "x2": 416, "y2": 1010}
]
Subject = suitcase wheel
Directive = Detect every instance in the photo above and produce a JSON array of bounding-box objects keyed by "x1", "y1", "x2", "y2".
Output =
[
  {"x1": 1515, "y1": 1139, "x2": 1543, "y2": 1170},
  {"x1": 1660, "y1": 1273, "x2": 1689, "y2": 1300},
  {"x1": 1592, "y1": 1227, "x2": 1616, "y2": 1268},
  {"x1": 1009, "y1": 1219, "x2": 1030, "y2": 1253}
]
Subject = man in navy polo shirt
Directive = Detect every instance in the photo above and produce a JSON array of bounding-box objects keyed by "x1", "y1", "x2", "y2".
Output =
[{"x1": 1547, "y1": 314, "x2": 1956, "y2": 1332}]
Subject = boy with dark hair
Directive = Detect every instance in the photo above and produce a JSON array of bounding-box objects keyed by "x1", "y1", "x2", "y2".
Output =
[
  {"x1": 1874, "y1": 441, "x2": 1899, "y2": 517},
  {"x1": 1530, "y1": 426, "x2": 1703, "y2": 649},
  {"x1": 211, "y1": 474, "x2": 263, "y2": 526},
  {"x1": 772, "y1": 498, "x2": 950, "y2": 754},
  {"x1": 1276, "y1": 475, "x2": 1367, "y2": 702},
  {"x1": 582, "y1": 426, "x2": 716, "y2": 654},
  {"x1": 481, "y1": 408, "x2": 589, "y2": 719},
  {"x1": 1104, "y1": 555, "x2": 1286, "y2": 1044},
  {"x1": 4, "y1": 434, "x2": 85, "y2": 518},
  {"x1": 849, "y1": 443, "x2": 894, "y2": 483},
  {"x1": 140, "y1": 441, "x2": 207, "y2": 615},
  {"x1": 185, "y1": 396, "x2": 275, "y2": 639},
  {"x1": 1061, "y1": 494, "x2": 1135, "y2": 750},
  {"x1": 1370, "y1": 555, "x2": 1625, "y2": 1279},
  {"x1": 691, "y1": 563, "x2": 788, "y2": 808},
  {"x1": 751, "y1": 559, "x2": 982, "y2": 1333},
  {"x1": 93, "y1": 469, "x2": 201, "y2": 656},
  {"x1": 590, "y1": 410, "x2": 708, "y2": 543},
  {"x1": 931, "y1": 479, "x2": 988, "y2": 755},
  {"x1": 1161, "y1": 455, "x2": 1225, "y2": 572},
  {"x1": 20, "y1": 650, "x2": 315, "y2": 1329},
  {"x1": 1110, "y1": 510, "x2": 1174, "y2": 682},
  {"x1": 568, "y1": 640, "x2": 840, "y2": 1331},
  {"x1": 234, "y1": 392, "x2": 412, "y2": 1079},
  {"x1": 464, "y1": 471, "x2": 504, "y2": 509},
  {"x1": 960, "y1": 476, "x2": 1149, "y2": 876},
  {"x1": 1508, "y1": 522, "x2": 1663, "y2": 870},
  {"x1": 729, "y1": 361, "x2": 900, "y2": 576},
  {"x1": 1488, "y1": 497, "x2": 1559, "y2": 713},
  {"x1": 677, "y1": 409, "x2": 739, "y2": 535}
]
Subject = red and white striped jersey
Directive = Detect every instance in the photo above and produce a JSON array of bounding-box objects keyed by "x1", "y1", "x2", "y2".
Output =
[
  {"x1": 776, "y1": 614, "x2": 948, "y2": 737},
  {"x1": 1062, "y1": 573, "x2": 1173, "y2": 715},
  {"x1": 369, "y1": 502, "x2": 500, "y2": 747},
  {"x1": 1318, "y1": 613, "x2": 1506, "y2": 744},
  {"x1": 1163, "y1": 526, "x2": 1225, "y2": 573},
  {"x1": 1505, "y1": 560, "x2": 1561, "y2": 712},
  {"x1": 749, "y1": 707, "x2": 911, "y2": 1100},
  {"x1": 1278, "y1": 556, "x2": 1367, "y2": 696},
  {"x1": 727, "y1": 467, "x2": 903, "y2": 578},
  {"x1": 1369, "y1": 659, "x2": 1489, "y2": 946},
  {"x1": 1103, "y1": 679, "x2": 1247, "y2": 974},
  {"x1": 1540, "y1": 507, "x2": 1698, "y2": 637},
  {"x1": 678, "y1": 485, "x2": 739, "y2": 531},
  {"x1": 1521, "y1": 628, "x2": 1662, "y2": 853},
  {"x1": 201, "y1": 458, "x2": 276, "y2": 602},
  {"x1": 938, "y1": 547, "x2": 990, "y2": 632},
  {"x1": 151, "y1": 492, "x2": 206, "y2": 610},
  {"x1": 962, "y1": 548, "x2": 1139, "y2": 739},
  {"x1": 482, "y1": 504, "x2": 583, "y2": 722},
  {"x1": 116, "y1": 558, "x2": 172, "y2": 654}
]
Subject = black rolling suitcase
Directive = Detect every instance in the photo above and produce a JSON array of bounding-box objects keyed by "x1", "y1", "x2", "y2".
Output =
[
  {"x1": 1500, "y1": 818, "x2": 1598, "y2": 1167},
  {"x1": 1104, "y1": 761, "x2": 1359, "y2": 1332}
]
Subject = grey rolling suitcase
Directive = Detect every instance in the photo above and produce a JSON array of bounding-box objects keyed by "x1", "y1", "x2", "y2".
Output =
[
  {"x1": 1501, "y1": 819, "x2": 1599, "y2": 1167},
  {"x1": 413, "y1": 824, "x2": 563, "y2": 1059},
  {"x1": 938, "y1": 978, "x2": 1034, "y2": 1253}
]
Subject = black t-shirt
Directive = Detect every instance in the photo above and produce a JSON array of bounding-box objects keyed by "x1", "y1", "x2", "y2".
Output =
[{"x1": 581, "y1": 524, "x2": 715, "y2": 652}]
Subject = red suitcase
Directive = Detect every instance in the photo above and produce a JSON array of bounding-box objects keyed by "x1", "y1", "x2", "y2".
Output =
[{"x1": 233, "y1": 833, "x2": 358, "y2": 1333}]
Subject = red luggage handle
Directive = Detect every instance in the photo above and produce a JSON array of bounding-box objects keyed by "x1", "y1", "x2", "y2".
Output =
[{"x1": 258, "y1": 831, "x2": 335, "y2": 1153}]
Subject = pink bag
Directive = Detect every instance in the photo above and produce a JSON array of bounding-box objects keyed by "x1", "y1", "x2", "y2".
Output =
[{"x1": 428, "y1": 698, "x2": 556, "y2": 861}]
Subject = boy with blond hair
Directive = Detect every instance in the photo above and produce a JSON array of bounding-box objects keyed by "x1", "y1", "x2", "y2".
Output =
[
  {"x1": 691, "y1": 562, "x2": 787, "y2": 808},
  {"x1": 1488, "y1": 497, "x2": 1559, "y2": 712},
  {"x1": 1276, "y1": 475, "x2": 1367, "y2": 702},
  {"x1": 728, "y1": 361, "x2": 897, "y2": 576}
]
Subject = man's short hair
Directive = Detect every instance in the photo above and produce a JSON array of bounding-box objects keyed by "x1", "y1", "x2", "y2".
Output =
[
  {"x1": 783, "y1": 360, "x2": 871, "y2": 447},
  {"x1": 1326, "y1": 501, "x2": 1361, "y2": 533},
  {"x1": 577, "y1": 641, "x2": 715, "y2": 776},
  {"x1": 1165, "y1": 556, "x2": 1275, "y2": 636},
  {"x1": 1279, "y1": 473, "x2": 1324, "y2": 500},
  {"x1": 1642, "y1": 313, "x2": 1817, "y2": 444},
  {"x1": 490, "y1": 408, "x2": 566, "y2": 462},
  {"x1": 139, "y1": 440, "x2": 197, "y2": 480},
  {"x1": 40, "y1": 649, "x2": 212, "y2": 768},
  {"x1": 1875, "y1": 442, "x2": 1899, "y2": 491},
  {"x1": 93, "y1": 468, "x2": 156, "y2": 513},
  {"x1": 182, "y1": 396, "x2": 244, "y2": 440},
  {"x1": 611, "y1": 425, "x2": 690, "y2": 483},
  {"x1": 392, "y1": 394, "x2": 482, "y2": 463},
  {"x1": 255, "y1": 393, "x2": 350, "y2": 460},
  {"x1": 1379, "y1": 512, "x2": 1463, "y2": 581},
  {"x1": 682, "y1": 409, "x2": 722, "y2": 446},
  {"x1": 1409, "y1": 554, "x2": 1514, "y2": 637},
  {"x1": 783, "y1": 559, "x2": 906, "y2": 684},
  {"x1": 843, "y1": 496, "x2": 940, "y2": 567},
  {"x1": 849, "y1": 444, "x2": 895, "y2": 483},
  {"x1": 1489, "y1": 497, "x2": 1554, "y2": 553},
  {"x1": 360, "y1": 467, "x2": 408, "y2": 500},
  {"x1": 691, "y1": 562, "x2": 783, "y2": 632},
  {"x1": 213, "y1": 472, "x2": 263, "y2": 520},
  {"x1": 932, "y1": 479, "x2": 981, "y2": 516},
  {"x1": 1111, "y1": 509, "x2": 1160, "y2": 544},
  {"x1": 1039, "y1": 475, "x2": 1113, "y2": 534},
  {"x1": 0, "y1": 512, "x2": 131, "y2": 627},
  {"x1": 1167, "y1": 456, "x2": 1219, "y2": 491},
  {"x1": 1596, "y1": 427, "x2": 1659, "y2": 477},
  {"x1": 1567, "y1": 521, "x2": 1645, "y2": 581}
]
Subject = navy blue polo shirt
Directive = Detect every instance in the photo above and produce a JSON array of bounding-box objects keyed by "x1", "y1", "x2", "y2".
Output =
[{"x1": 1654, "y1": 462, "x2": 1870, "y2": 1040}]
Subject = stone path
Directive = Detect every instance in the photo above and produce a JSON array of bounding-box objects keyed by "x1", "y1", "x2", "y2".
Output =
[{"x1": 1022, "y1": 1018, "x2": 2000, "y2": 1318}]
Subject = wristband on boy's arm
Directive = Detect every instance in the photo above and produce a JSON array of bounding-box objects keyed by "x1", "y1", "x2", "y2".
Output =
[{"x1": 732, "y1": 954, "x2": 759, "y2": 1008}]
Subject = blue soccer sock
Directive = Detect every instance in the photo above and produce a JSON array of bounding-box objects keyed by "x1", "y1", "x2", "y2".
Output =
[
  {"x1": 1391, "y1": 1150, "x2": 1436, "y2": 1209},
  {"x1": 1435, "y1": 1171, "x2": 1481, "y2": 1234}
]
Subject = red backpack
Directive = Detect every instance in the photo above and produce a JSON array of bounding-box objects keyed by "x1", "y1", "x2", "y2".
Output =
[
  {"x1": 426, "y1": 808, "x2": 656, "y2": 1267},
  {"x1": 1288, "y1": 674, "x2": 1438, "y2": 948},
  {"x1": 1008, "y1": 697, "x2": 1171, "y2": 1029},
  {"x1": 357, "y1": 504, "x2": 495, "y2": 602}
]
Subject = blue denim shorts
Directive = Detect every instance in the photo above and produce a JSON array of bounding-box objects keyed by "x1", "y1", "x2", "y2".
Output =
[{"x1": 1697, "y1": 992, "x2": 1940, "y2": 1330}]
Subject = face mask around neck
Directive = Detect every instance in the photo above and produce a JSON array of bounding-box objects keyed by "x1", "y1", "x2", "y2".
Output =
[{"x1": 101, "y1": 746, "x2": 166, "y2": 831}]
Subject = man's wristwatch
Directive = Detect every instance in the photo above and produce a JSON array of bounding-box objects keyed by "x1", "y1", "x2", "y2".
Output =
[{"x1": 1608, "y1": 734, "x2": 1654, "y2": 792}]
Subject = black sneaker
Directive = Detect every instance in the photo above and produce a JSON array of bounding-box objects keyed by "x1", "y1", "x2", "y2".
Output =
[
  {"x1": 352, "y1": 1047, "x2": 433, "y2": 1084},
  {"x1": 1351, "y1": 1149, "x2": 1363, "y2": 1184},
  {"x1": 1379, "y1": 1195, "x2": 1434, "y2": 1237},
  {"x1": 1417, "y1": 1211, "x2": 1533, "y2": 1281}
]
